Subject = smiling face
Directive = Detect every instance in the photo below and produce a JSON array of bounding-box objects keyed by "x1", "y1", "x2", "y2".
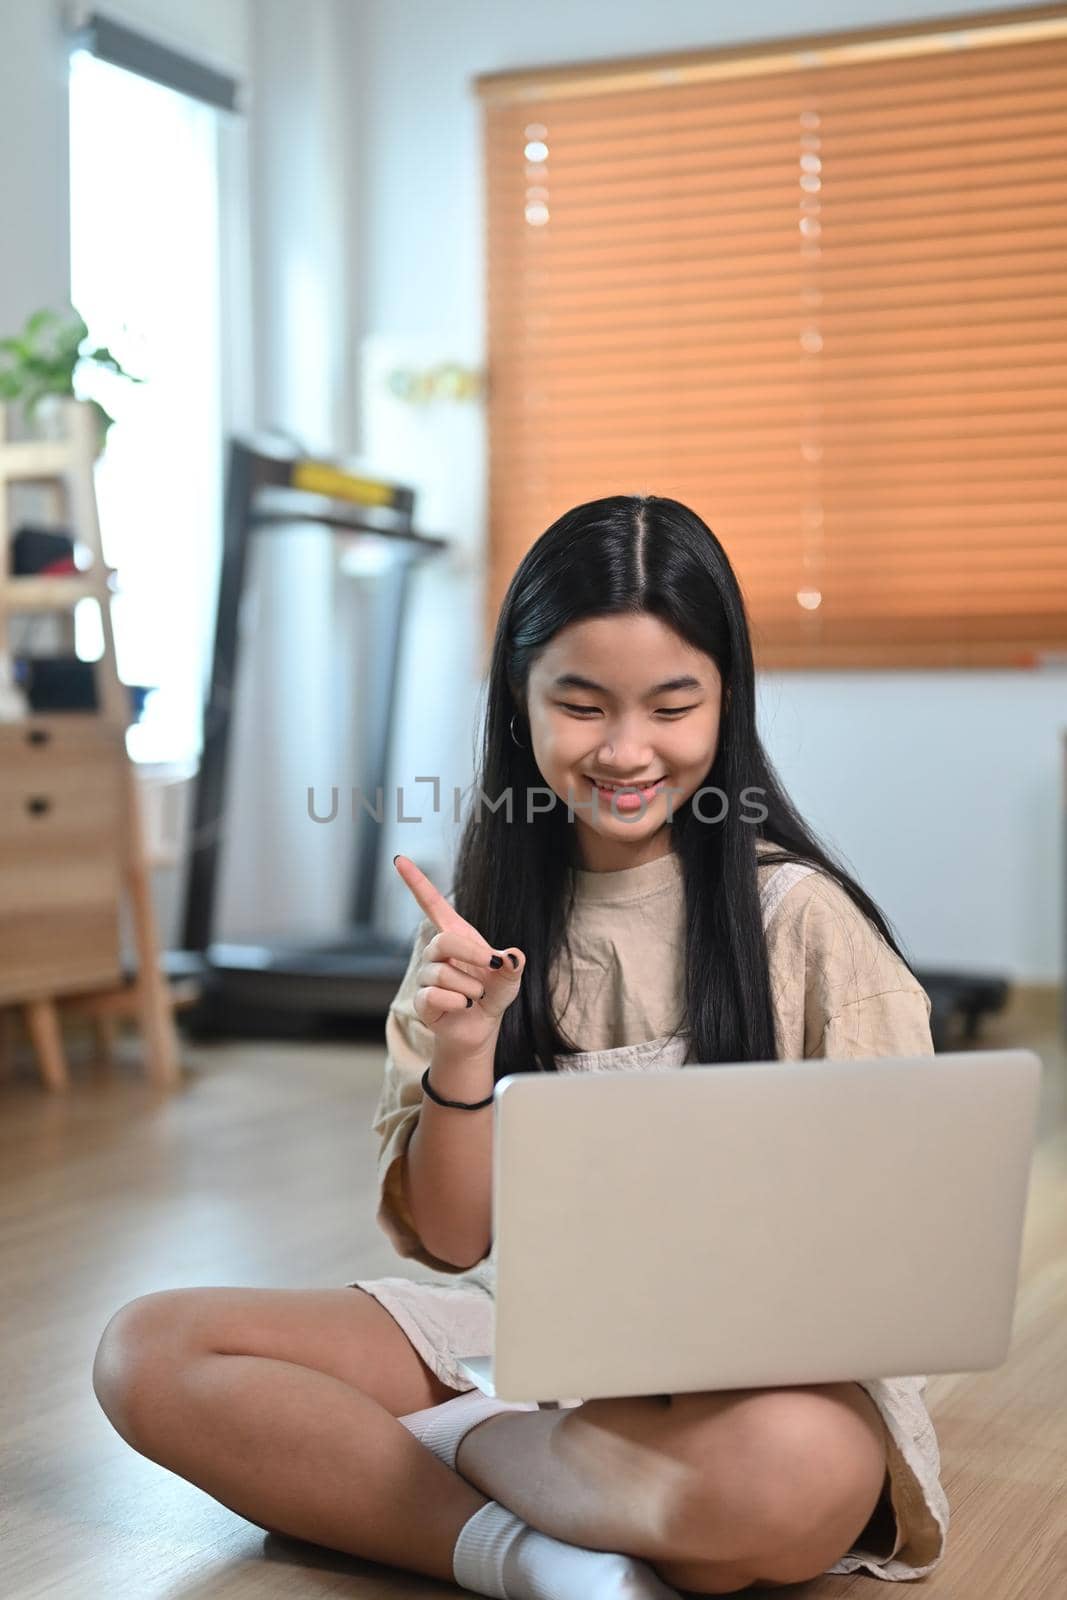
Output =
[{"x1": 523, "y1": 613, "x2": 727, "y2": 871}]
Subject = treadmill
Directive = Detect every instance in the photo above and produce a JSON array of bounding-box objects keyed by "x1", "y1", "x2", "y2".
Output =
[{"x1": 179, "y1": 435, "x2": 448, "y2": 1037}]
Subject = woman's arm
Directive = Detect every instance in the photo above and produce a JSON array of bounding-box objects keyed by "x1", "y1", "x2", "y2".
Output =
[{"x1": 402, "y1": 1040, "x2": 496, "y2": 1270}]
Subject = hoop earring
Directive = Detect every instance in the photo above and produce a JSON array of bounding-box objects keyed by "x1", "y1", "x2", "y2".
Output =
[{"x1": 509, "y1": 712, "x2": 527, "y2": 748}]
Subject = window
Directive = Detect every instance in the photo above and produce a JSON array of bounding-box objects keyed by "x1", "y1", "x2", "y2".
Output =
[
  {"x1": 69, "y1": 46, "x2": 223, "y2": 762},
  {"x1": 478, "y1": 5, "x2": 1067, "y2": 669}
]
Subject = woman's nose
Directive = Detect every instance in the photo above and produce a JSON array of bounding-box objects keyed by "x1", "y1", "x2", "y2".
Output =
[{"x1": 598, "y1": 725, "x2": 652, "y2": 762}]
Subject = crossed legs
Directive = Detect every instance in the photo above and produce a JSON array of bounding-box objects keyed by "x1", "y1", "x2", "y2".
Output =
[
  {"x1": 454, "y1": 1384, "x2": 890, "y2": 1592},
  {"x1": 92, "y1": 1285, "x2": 890, "y2": 1595}
]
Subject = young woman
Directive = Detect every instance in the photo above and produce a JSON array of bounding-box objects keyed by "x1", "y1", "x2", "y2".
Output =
[{"x1": 92, "y1": 495, "x2": 949, "y2": 1598}]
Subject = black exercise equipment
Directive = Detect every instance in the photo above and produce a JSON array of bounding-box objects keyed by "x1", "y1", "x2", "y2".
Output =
[
  {"x1": 915, "y1": 968, "x2": 1011, "y2": 1053},
  {"x1": 179, "y1": 435, "x2": 448, "y2": 1037}
]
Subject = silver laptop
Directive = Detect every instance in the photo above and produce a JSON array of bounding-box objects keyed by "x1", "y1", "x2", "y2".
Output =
[{"x1": 456, "y1": 1049, "x2": 1042, "y2": 1404}]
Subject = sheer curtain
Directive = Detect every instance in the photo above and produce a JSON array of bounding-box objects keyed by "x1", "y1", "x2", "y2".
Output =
[{"x1": 69, "y1": 46, "x2": 223, "y2": 766}]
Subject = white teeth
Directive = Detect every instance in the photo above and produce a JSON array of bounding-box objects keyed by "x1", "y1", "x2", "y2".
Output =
[{"x1": 591, "y1": 777, "x2": 665, "y2": 792}]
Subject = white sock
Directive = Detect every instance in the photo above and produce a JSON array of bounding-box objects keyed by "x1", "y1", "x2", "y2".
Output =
[
  {"x1": 453, "y1": 1500, "x2": 684, "y2": 1600},
  {"x1": 398, "y1": 1387, "x2": 540, "y2": 1471},
  {"x1": 399, "y1": 1391, "x2": 683, "y2": 1600}
]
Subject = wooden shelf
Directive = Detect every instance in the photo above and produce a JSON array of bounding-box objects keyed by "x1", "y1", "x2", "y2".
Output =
[
  {"x1": 0, "y1": 439, "x2": 78, "y2": 480},
  {"x1": 0, "y1": 572, "x2": 116, "y2": 613},
  {"x1": 0, "y1": 399, "x2": 183, "y2": 1089}
]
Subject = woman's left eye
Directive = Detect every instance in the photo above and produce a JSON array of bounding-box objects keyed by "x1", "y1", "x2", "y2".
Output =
[{"x1": 559, "y1": 703, "x2": 693, "y2": 718}]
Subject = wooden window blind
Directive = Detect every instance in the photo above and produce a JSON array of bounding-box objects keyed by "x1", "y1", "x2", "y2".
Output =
[{"x1": 477, "y1": 5, "x2": 1067, "y2": 669}]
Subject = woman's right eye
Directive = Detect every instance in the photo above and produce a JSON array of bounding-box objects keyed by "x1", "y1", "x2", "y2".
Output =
[{"x1": 560, "y1": 703, "x2": 598, "y2": 716}]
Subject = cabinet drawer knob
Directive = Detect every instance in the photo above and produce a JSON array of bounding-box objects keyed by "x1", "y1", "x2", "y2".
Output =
[
  {"x1": 26, "y1": 796, "x2": 52, "y2": 817},
  {"x1": 27, "y1": 729, "x2": 51, "y2": 746}
]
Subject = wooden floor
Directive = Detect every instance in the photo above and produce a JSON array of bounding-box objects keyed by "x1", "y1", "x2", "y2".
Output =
[{"x1": 1, "y1": 992, "x2": 1064, "y2": 1599}]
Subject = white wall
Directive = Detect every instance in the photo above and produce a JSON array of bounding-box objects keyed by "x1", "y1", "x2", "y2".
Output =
[
  {"x1": 339, "y1": 0, "x2": 1066, "y2": 983},
  {"x1": 0, "y1": 1, "x2": 73, "y2": 328},
  {"x1": 213, "y1": 0, "x2": 363, "y2": 944}
]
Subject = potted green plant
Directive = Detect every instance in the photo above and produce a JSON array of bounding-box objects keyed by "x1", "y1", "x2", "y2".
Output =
[{"x1": 0, "y1": 306, "x2": 144, "y2": 451}]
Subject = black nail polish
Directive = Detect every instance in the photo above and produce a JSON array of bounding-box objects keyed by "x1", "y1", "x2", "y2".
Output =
[
  {"x1": 508, "y1": 953, "x2": 519, "y2": 968},
  {"x1": 489, "y1": 954, "x2": 503, "y2": 968},
  {"x1": 392, "y1": 853, "x2": 399, "y2": 865},
  {"x1": 466, "y1": 996, "x2": 473, "y2": 1007}
]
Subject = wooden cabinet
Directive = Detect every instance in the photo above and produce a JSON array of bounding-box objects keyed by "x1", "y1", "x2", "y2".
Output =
[{"x1": 0, "y1": 716, "x2": 127, "y2": 1005}]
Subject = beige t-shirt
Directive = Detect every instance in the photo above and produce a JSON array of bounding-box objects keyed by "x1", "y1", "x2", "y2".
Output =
[{"x1": 371, "y1": 840, "x2": 934, "y2": 1275}]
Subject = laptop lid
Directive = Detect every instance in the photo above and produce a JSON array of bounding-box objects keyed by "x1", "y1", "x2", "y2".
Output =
[{"x1": 460, "y1": 1050, "x2": 1041, "y2": 1404}]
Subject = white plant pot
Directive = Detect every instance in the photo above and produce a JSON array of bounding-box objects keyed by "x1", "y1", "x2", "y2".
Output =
[
  {"x1": 21, "y1": 394, "x2": 105, "y2": 458},
  {"x1": 30, "y1": 394, "x2": 72, "y2": 439}
]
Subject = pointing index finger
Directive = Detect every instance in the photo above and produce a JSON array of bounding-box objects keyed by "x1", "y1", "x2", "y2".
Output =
[{"x1": 393, "y1": 853, "x2": 481, "y2": 944}]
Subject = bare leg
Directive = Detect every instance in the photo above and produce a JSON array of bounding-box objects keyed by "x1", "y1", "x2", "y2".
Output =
[
  {"x1": 93, "y1": 1288, "x2": 693, "y2": 1585},
  {"x1": 98, "y1": 1347, "x2": 490, "y2": 1583}
]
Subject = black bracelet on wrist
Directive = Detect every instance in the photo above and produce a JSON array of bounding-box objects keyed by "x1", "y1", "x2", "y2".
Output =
[{"x1": 421, "y1": 1063, "x2": 495, "y2": 1110}]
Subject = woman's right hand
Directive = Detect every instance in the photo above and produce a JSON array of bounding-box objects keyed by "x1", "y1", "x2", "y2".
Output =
[{"x1": 393, "y1": 854, "x2": 526, "y2": 1056}]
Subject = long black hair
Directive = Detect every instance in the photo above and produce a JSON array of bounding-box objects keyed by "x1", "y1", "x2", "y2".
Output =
[{"x1": 449, "y1": 494, "x2": 920, "y2": 1079}]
